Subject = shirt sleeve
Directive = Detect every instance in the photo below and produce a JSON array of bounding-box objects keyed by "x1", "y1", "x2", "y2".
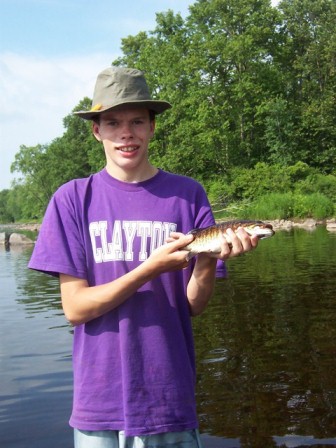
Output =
[{"x1": 28, "y1": 185, "x2": 87, "y2": 279}]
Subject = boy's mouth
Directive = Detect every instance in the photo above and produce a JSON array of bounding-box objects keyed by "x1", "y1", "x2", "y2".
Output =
[{"x1": 117, "y1": 145, "x2": 138, "y2": 153}]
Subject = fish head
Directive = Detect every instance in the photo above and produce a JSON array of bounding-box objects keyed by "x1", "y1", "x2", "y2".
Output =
[{"x1": 241, "y1": 221, "x2": 275, "y2": 239}]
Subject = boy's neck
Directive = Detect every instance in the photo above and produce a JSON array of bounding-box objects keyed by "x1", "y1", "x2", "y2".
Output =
[{"x1": 105, "y1": 165, "x2": 158, "y2": 183}]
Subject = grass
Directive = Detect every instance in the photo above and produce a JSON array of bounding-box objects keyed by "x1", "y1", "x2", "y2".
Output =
[{"x1": 213, "y1": 192, "x2": 335, "y2": 221}]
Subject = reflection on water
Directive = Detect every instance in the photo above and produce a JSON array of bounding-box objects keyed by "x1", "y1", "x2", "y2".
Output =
[
  {"x1": 194, "y1": 227, "x2": 336, "y2": 447},
  {"x1": 1, "y1": 227, "x2": 336, "y2": 447},
  {"x1": 0, "y1": 245, "x2": 73, "y2": 448}
]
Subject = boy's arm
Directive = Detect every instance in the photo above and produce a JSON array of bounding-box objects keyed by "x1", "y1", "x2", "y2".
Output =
[
  {"x1": 187, "y1": 227, "x2": 258, "y2": 316},
  {"x1": 60, "y1": 233, "x2": 194, "y2": 325},
  {"x1": 186, "y1": 255, "x2": 217, "y2": 316}
]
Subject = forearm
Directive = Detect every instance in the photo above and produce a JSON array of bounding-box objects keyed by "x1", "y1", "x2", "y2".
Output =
[
  {"x1": 60, "y1": 260, "x2": 157, "y2": 326},
  {"x1": 60, "y1": 233, "x2": 194, "y2": 326},
  {"x1": 187, "y1": 254, "x2": 217, "y2": 316}
]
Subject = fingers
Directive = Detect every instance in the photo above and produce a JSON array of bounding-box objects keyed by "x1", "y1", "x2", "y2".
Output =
[
  {"x1": 170, "y1": 233, "x2": 195, "y2": 268},
  {"x1": 148, "y1": 233, "x2": 194, "y2": 273},
  {"x1": 167, "y1": 233, "x2": 194, "y2": 266},
  {"x1": 165, "y1": 232, "x2": 194, "y2": 248},
  {"x1": 218, "y1": 227, "x2": 259, "y2": 259}
]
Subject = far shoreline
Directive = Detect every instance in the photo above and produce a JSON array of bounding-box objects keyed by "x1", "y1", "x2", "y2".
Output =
[{"x1": 1, "y1": 218, "x2": 336, "y2": 234}]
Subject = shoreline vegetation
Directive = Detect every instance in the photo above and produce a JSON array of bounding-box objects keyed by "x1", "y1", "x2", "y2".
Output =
[
  {"x1": 1, "y1": 218, "x2": 336, "y2": 247},
  {"x1": 1, "y1": 218, "x2": 336, "y2": 232}
]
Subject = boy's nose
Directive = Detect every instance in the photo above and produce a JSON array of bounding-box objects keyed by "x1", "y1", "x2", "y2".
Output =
[{"x1": 121, "y1": 123, "x2": 133, "y2": 137}]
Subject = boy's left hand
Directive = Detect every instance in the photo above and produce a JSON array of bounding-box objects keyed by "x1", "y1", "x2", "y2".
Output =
[{"x1": 214, "y1": 227, "x2": 259, "y2": 260}]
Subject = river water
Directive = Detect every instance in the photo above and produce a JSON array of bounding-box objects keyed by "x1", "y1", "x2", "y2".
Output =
[{"x1": 1, "y1": 226, "x2": 336, "y2": 448}]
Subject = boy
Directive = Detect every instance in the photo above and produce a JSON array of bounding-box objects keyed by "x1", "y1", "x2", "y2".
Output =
[{"x1": 29, "y1": 67, "x2": 257, "y2": 448}]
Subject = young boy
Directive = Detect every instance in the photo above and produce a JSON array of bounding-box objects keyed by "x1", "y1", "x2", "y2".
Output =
[{"x1": 29, "y1": 67, "x2": 258, "y2": 448}]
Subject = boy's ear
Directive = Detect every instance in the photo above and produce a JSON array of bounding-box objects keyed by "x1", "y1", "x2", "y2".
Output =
[
  {"x1": 150, "y1": 119, "x2": 156, "y2": 138},
  {"x1": 92, "y1": 122, "x2": 102, "y2": 142}
]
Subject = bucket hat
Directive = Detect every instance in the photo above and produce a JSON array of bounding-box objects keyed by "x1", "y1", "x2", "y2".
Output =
[{"x1": 74, "y1": 67, "x2": 171, "y2": 120}]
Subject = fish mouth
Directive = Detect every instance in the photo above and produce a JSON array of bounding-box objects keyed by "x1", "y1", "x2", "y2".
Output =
[{"x1": 244, "y1": 224, "x2": 275, "y2": 239}]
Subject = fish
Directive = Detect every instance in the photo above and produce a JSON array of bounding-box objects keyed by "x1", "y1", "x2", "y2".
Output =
[{"x1": 182, "y1": 220, "x2": 275, "y2": 259}]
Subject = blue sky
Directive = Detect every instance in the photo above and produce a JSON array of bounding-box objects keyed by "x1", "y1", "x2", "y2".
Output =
[
  {"x1": 1, "y1": 0, "x2": 193, "y2": 58},
  {"x1": 0, "y1": 0, "x2": 194, "y2": 190},
  {"x1": 0, "y1": 0, "x2": 278, "y2": 191}
]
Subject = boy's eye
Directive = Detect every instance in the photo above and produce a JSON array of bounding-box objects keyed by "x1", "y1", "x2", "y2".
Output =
[{"x1": 133, "y1": 119, "x2": 144, "y2": 125}]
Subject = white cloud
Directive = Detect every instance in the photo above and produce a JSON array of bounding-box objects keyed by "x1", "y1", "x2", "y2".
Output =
[
  {"x1": 0, "y1": 52, "x2": 114, "y2": 190},
  {"x1": 0, "y1": 0, "x2": 280, "y2": 191}
]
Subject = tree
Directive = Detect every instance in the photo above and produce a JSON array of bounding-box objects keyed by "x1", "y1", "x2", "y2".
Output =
[
  {"x1": 4, "y1": 0, "x2": 335, "y2": 221},
  {"x1": 186, "y1": 0, "x2": 284, "y2": 168},
  {"x1": 11, "y1": 144, "x2": 53, "y2": 216},
  {"x1": 274, "y1": 0, "x2": 336, "y2": 170},
  {"x1": 10, "y1": 98, "x2": 103, "y2": 216},
  {"x1": 0, "y1": 190, "x2": 14, "y2": 223},
  {"x1": 64, "y1": 98, "x2": 105, "y2": 173},
  {"x1": 115, "y1": 0, "x2": 285, "y2": 178}
]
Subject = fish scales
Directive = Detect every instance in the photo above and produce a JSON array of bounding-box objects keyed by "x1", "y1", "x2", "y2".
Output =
[{"x1": 183, "y1": 219, "x2": 274, "y2": 259}]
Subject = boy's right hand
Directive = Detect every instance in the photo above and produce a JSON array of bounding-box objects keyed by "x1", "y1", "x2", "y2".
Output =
[{"x1": 147, "y1": 232, "x2": 194, "y2": 273}]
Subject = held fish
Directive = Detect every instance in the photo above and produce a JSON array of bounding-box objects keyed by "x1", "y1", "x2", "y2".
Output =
[{"x1": 183, "y1": 220, "x2": 274, "y2": 259}]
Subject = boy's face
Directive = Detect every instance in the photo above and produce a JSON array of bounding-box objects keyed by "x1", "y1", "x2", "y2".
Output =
[{"x1": 92, "y1": 107, "x2": 156, "y2": 182}]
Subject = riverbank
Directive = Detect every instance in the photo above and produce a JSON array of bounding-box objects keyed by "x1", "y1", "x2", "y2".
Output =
[
  {"x1": 266, "y1": 218, "x2": 336, "y2": 232},
  {"x1": 0, "y1": 222, "x2": 41, "y2": 232},
  {"x1": 1, "y1": 218, "x2": 336, "y2": 237}
]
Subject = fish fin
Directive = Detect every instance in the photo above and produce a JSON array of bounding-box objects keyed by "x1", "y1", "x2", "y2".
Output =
[
  {"x1": 186, "y1": 252, "x2": 196, "y2": 261},
  {"x1": 187, "y1": 228, "x2": 203, "y2": 236},
  {"x1": 186, "y1": 249, "x2": 221, "y2": 261}
]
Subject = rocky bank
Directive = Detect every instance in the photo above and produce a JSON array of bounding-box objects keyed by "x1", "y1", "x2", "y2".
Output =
[{"x1": 1, "y1": 218, "x2": 336, "y2": 247}]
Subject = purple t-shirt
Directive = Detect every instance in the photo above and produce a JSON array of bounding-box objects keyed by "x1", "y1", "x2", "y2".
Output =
[{"x1": 29, "y1": 169, "x2": 225, "y2": 436}]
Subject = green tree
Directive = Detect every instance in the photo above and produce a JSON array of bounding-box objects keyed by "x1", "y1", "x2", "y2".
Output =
[
  {"x1": 0, "y1": 190, "x2": 14, "y2": 223},
  {"x1": 5, "y1": 0, "x2": 336, "y2": 221},
  {"x1": 10, "y1": 144, "x2": 53, "y2": 216},
  {"x1": 186, "y1": 0, "x2": 283, "y2": 168},
  {"x1": 114, "y1": 11, "x2": 200, "y2": 177},
  {"x1": 6, "y1": 183, "x2": 41, "y2": 221},
  {"x1": 10, "y1": 98, "x2": 103, "y2": 216},
  {"x1": 274, "y1": 0, "x2": 336, "y2": 170},
  {"x1": 115, "y1": 0, "x2": 284, "y2": 178},
  {"x1": 68, "y1": 98, "x2": 105, "y2": 173}
]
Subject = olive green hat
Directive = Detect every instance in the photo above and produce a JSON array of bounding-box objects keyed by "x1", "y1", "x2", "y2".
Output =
[{"x1": 74, "y1": 67, "x2": 171, "y2": 120}]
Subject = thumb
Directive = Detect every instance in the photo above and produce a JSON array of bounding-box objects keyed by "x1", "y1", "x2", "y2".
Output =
[{"x1": 168, "y1": 232, "x2": 194, "y2": 249}]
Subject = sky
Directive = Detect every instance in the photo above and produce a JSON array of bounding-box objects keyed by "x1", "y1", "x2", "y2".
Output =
[{"x1": 0, "y1": 0, "x2": 278, "y2": 191}]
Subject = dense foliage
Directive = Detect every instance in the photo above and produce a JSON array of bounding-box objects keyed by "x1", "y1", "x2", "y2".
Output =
[{"x1": 1, "y1": 0, "x2": 335, "y2": 222}]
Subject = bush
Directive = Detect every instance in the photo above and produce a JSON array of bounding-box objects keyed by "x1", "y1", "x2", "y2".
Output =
[
  {"x1": 292, "y1": 193, "x2": 334, "y2": 219},
  {"x1": 286, "y1": 161, "x2": 314, "y2": 183},
  {"x1": 206, "y1": 163, "x2": 335, "y2": 220},
  {"x1": 242, "y1": 193, "x2": 294, "y2": 220},
  {"x1": 243, "y1": 192, "x2": 334, "y2": 220},
  {"x1": 295, "y1": 173, "x2": 336, "y2": 200},
  {"x1": 206, "y1": 178, "x2": 230, "y2": 206},
  {"x1": 227, "y1": 163, "x2": 291, "y2": 201}
]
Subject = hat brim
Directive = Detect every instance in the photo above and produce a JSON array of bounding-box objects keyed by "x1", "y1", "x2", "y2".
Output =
[{"x1": 74, "y1": 100, "x2": 171, "y2": 120}]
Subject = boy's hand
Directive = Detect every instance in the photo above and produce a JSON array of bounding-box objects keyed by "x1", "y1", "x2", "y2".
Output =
[
  {"x1": 214, "y1": 227, "x2": 259, "y2": 259},
  {"x1": 147, "y1": 232, "x2": 194, "y2": 273}
]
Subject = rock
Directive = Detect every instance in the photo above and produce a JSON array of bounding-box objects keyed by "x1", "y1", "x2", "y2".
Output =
[
  {"x1": 326, "y1": 220, "x2": 336, "y2": 232},
  {"x1": 281, "y1": 220, "x2": 294, "y2": 230},
  {"x1": 293, "y1": 218, "x2": 317, "y2": 230},
  {"x1": 268, "y1": 220, "x2": 293, "y2": 231},
  {"x1": 8, "y1": 233, "x2": 35, "y2": 245}
]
